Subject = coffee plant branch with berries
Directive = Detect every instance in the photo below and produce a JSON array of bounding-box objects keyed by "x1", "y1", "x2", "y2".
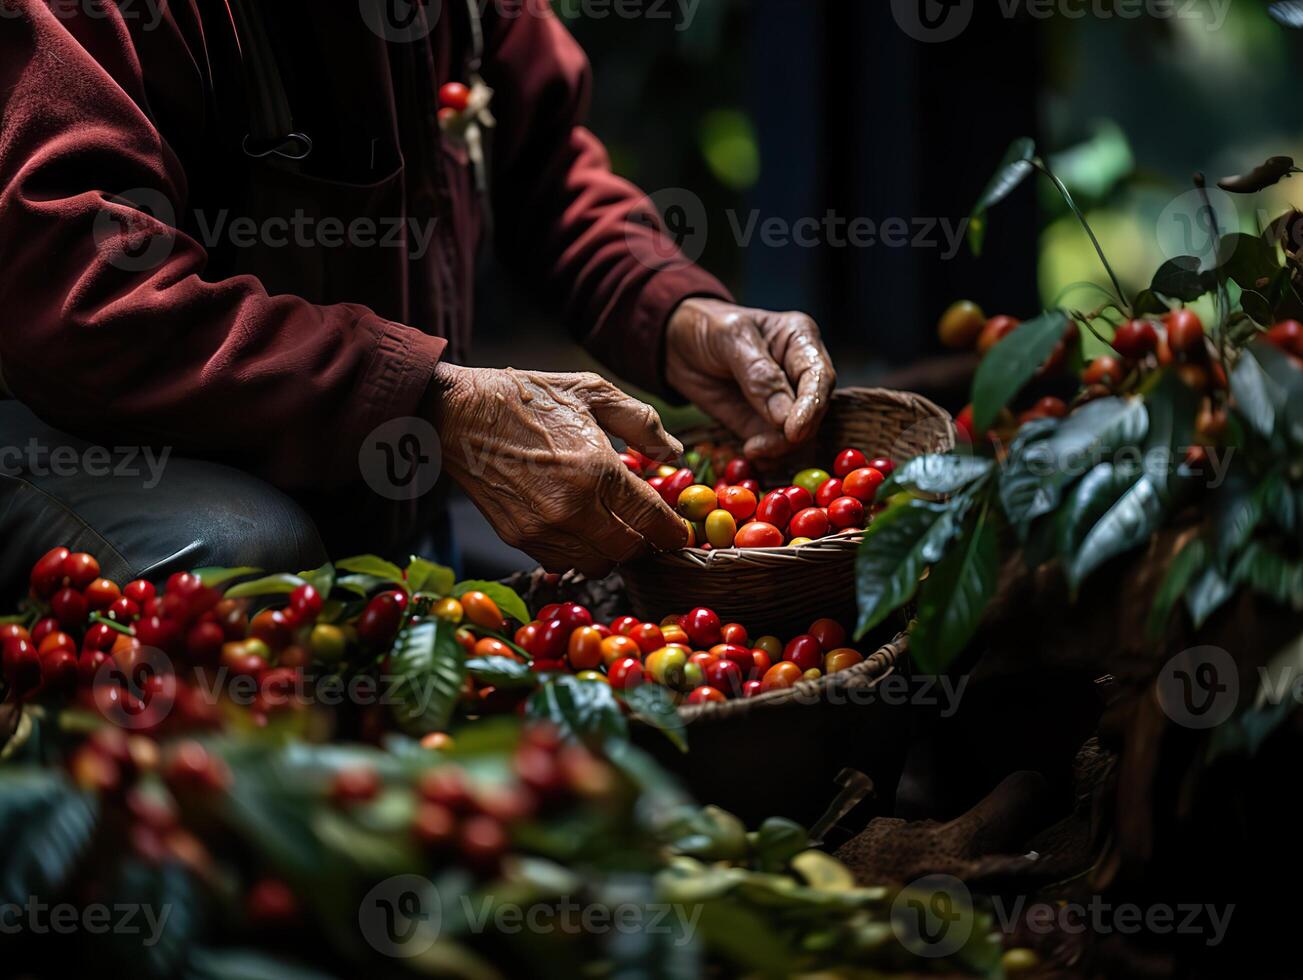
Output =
[
  {"x1": 857, "y1": 142, "x2": 1303, "y2": 678},
  {"x1": 2, "y1": 537, "x2": 1003, "y2": 977}
]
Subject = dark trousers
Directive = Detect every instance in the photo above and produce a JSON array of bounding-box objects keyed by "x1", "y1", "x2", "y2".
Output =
[{"x1": 0, "y1": 401, "x2": 447, "y2": 599}]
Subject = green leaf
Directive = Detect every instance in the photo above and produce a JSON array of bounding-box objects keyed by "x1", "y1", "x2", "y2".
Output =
[
  {"x1": 1186, "y1": 565, "x2": 1236, "y2": 629},
  {"x1": 185, "y1": 948, "x2": 338, "y2": 980},
  {"x1": 465, "y1": 655, "x2": 537, "y2": 689},
  {"x1": 1147, "y1": 537, "x2": 1209, "y2": 639},
  {"x1": 334, "y1": 555, "x2": 407, "y2": 587},
  {"x1": 1143, "y1": 369, "x2": 1200, "y2": 503},
  {"x1": 0, "y1": 769, "x2": 99, "y2": 907},
  {"x1": 1066, "y1": 474, "x2": 1167, "y2": 590},
  {"x1": 526, "y1": 675, "x2": 628, "y2": 744},
  {"x1": 192, "y1": 566, "x2": 263, "y2": 588},
  {"x1": 623, "y1": 683, "x2": 688, "y2": 753},
  {"x1": 297, "y1": 562, "x2": 335, "y2": 598},
  {"x1": 1219, "y1": 232, "x2": 1282, "y2": 291},
  {"x1": 334, "y1": 573, "x2": 392, "y2": 597},
  {"x1": 1151, "y1": 255, "x2": 1215, "y2": 302},
  {"x1": 1133, "y1": 289, "x2": 1171, "y2": 316},
  {"x1": 405, "y1": 557, "x2": 455, "y2": 598},
  {"x1": 1056, "y1": 462, "x2": 1134, "y2": 562},
  {"x1": 910, "y1": 509, "x2": 999, "y2": 673},
  {"x1": 223, "y1": 572, "x2": 306, "y2": 599},
  {"x1": 854, "y1": 501, "x2": 961, "y2": 639},
  {"x1": 967, "y1": 137, "x2": 1036, "y2": 256},
  {"x1": 1208, "y1": 632, "x2": 1303, "y2": 763},
  {"x1": 1254, "y1": 340, "x2": 1303, "y2": 447},
  {"x1": 999, "y1": 397, "x2": 1148, "y2": 531},
  {"x1": 1232, "y1": 542, "x2": 1303, "y2": 610},
  {"x1": 881, "y1": 454, "x2": 993, "y2": 497},
  {"x1": 1241, "y1": 290, "x2": 1274, "y2": 325},
  {"x1": 388, "y1": 621, "x2": 466, "y2": 735},
  {"x1": 1231, "y1": 342, "x2": 1286, "y2": 441},
  {"x1": 452, "y1": 580, "x2": 531, "y2": 626},
  {"x1": 1210, "y1": 470, "x2": 1263, "y2": 567},
  {"x1": 111, "y1": 860, "x2": 198, "y2": 980},
  {"x1": 751, "y1": 817, "x2": 810, "y2": 874},
  {"x1": 971, "y1": 310, "x2": 1072, "y2": 434}
]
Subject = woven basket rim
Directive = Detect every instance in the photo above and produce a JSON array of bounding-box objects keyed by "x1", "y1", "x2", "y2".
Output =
[
  {"x1": 665, "y1": 386, "x2": 954, "y2": 565},
  {"x1": 665, "y1": 631, "x2": 907, "y2": 724}
]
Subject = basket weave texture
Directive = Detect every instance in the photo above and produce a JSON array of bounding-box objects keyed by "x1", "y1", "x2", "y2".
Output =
[
  {"x1": 621, "y1": 387, "x2": 955, "y2": 637},
  {"x1": 675, "y1": 631, "x2": 905, "y2": 723}
]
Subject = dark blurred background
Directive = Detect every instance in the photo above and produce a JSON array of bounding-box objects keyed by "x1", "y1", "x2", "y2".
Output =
[{"x1": 457, "y1": 0, "x2": 1303, "y2": 574}]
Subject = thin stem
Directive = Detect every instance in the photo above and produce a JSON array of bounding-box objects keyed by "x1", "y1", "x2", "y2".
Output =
[
  {"x1": 1193, "y1": 172, "x2": 1234, "y2": 376},
  {"x1": 1033, "y1": 159, "x2": 1130, "y2": 316}
]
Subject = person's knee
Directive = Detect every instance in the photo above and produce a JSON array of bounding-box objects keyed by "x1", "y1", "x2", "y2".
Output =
[
  {"x1": 125, "y1": 462, "x2": 331, "y2": 581},
  {"x1": 0, "y1": 403, "x2": 332, "y2": 596}
]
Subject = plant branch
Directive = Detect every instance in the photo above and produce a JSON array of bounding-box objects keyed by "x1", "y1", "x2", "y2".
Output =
[{"x1": 1033, "y1": 158, "x2": 1130, "y2": 315}]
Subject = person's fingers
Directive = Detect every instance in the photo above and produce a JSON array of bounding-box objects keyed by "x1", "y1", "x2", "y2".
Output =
[
  {"x1": 577, "y1": 374, "x2": 683, "y2": 462},
  {"x1": 690, "y1": 385, "x2": 789, "y2": 460},
  {"x1": 527, "y1": 532, "x2": 617, "y2": 581},
  {"x1": 728, "y1": 320, "x2": 798, "y2": 430},
  {"x1": 600, "y1": 461, "x2": 690, "y2": 554},
  {"x1": 773, "y1": 314, "x2": 835, "y2": 444}
]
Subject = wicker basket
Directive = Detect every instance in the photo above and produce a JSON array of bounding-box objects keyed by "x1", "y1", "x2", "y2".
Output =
[
  {"x1": 634, "y1": 632, "x2": 912, "y2": 828},
  {"x1": 621, "y1": 387, "x2": 955, "y2": 638}
]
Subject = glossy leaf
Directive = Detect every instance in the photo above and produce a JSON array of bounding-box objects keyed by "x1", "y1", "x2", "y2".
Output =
[
  {"x1": 1232, "y1": 542, "x2": 1303, "y2": 611},
  {"x1": 387, "y1": 621, "x2": 466, "y2": 735},
  {"x1": 1151, "y1": 256, "x2": 1214, "y2": 302},
  {"x1": 297, "y1": 562, "x2": 335, "y2": 598},
  {"x1": 0, "y1": 769, "x2": 98, "y2": 907},
  {"x1": 1211, "y1": 470, "x2": 1263, "y2": 566},
  {"x1": 1056, "y1": 462, "x2": 1136, "y2": 561},
  {"x1": 880, "y1": 454, "x2": 993, "y2": 497},
  {"x1": 405, "y1": 557, "x2": 454, "y2": 598},
  {"x1": 465, "y1": 655, "x2": 536, "y2": 688},
  {"x1": 967, "y1": 137, "x2": 1036, "y2": 255},
  {"x1": 1231, "y1": 343, "x2": 1286, "y2": 441},
  {"x1": 223, "y1": 572, "x2": 306, "y2": 599},
  {"x1": 1185, "y1": 565, "x2": 1236, "y2": 630},
  {"x1": 334, "y1": 555, "x2": 406, "y2": 587},
  {"x1": 192, "y1": 566, "x2": 263, "y2": 588},
  {"x1": 526, "y1": 675, "x2": 628, "y2": 744},
  {"x1": 999, "y1": 397, "x2": 1148, "y2": 531},
  {"x1": 910, "y1": 509, "x2": 999, "y2": 673},
  {"x1": 751, "y1": 817, "x2": 810, "y2": 874},
  {"x1": 854, "y1": 501, "x2": 961, "y2": 639},
  {"x1": 623, "y1": 683, "x2": 688, "y2": 753},
  {"x1": 1147, "y1": 537, "x2": 1210, "y2": 639},
  {"x1": 971, "y1": 310, "x2": 1072, "y2": 434},
  {"x1": 452, "y1": 580, "x2": 532, "y2": 627},
  {"x1": 1066, "y1": 474, "x2": 1166, "y2": 590},
  {"x1": 1219, "y1": 232, "x2": 1281, "y2": 291}
]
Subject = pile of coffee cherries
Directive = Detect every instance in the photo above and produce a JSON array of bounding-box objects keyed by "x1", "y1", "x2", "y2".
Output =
[
  {"x1": 486, "y1": 602, "x2": 865, "y2": 704},
  {"x1": 620, "y1": 447, "x2": 894, "y2": 549},
  {"x1": 2, "y1": 546, "x2": 337, "y2": 728}
]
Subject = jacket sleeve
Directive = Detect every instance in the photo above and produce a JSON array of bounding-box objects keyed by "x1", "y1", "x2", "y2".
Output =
[
  {"x1": 0, "y1": 2, "x2": 446, "y2": 491},
  {"x1": 481, "y1": 2, "x2": 733, "y2": 397}
]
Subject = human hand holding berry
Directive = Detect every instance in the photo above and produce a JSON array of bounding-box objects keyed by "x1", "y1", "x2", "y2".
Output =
[
  {"x1": 431, "y1": 364, "x2": 689, "y2": 577},
  {"x1": 666, "y1": 298, "x2": 835, "y2": 459}
]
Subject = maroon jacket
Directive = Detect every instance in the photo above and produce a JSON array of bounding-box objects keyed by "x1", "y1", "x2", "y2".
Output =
[{"x1": 0, "y1": 0, "x2": 728, "y2": 490}]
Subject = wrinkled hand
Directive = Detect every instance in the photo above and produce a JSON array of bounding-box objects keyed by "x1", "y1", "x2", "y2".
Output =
[
  {"x1": 432, "y1": 364, "x2": 689, "y2": 577},
  {"x1": 666, "y1": 298, "x2": 835, "y2": 458}
]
